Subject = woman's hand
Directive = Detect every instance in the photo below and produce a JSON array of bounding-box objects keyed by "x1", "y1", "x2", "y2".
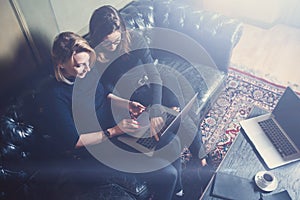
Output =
[
  {"x1": 109, "y1": 119, "x2": 140, "y2": 137},
  {"x1": 108, "y1": 94, "x2": 145, "y2": 117},
  {"x1": 150, "y1": 116, "x2": 164, "y2": 141},
  {"x1": 129, "y1": 101, "x2": 145, "y2": 119}
]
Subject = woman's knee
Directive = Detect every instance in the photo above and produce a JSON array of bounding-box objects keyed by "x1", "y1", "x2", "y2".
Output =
[{"x1": 159, "y1": 164, "x2": 178, "y2": 183}]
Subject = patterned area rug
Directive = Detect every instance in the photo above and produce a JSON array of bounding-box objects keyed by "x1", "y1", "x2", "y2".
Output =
[{"x1": 200, "y1": 67, "x2": 288, "y2": 168}]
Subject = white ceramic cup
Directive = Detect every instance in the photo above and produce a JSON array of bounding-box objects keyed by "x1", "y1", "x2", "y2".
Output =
[{"x1": 256, "y1": 171, "x2": 275, "y2": 188}]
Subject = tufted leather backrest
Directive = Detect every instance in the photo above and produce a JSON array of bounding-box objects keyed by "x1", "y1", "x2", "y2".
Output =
[
  {"x1": 0, "y1": 92, "x2": 37, "y2": 163},
  {"x1": 0, "y1": 76, "x2": 53, "y2": 164},
  {"x1": 119, "y1": 0, "x2": 243, "y2": 72}
]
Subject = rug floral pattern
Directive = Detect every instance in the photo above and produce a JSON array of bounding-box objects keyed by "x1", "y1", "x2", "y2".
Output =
[{"x1": 200, "y1": 67, "x2": 286, "y2": 168}]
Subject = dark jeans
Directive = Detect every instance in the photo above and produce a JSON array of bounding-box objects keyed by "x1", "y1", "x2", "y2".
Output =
[
  {"x1": 32, "y1": 125, "x2": 182, "y2": 199},
  {"x1": 108, "y1": 131, "x2": 183, "y2": 199},
  {"x1": 36, "y1": 149, "x2": 180, "y2": 200}
]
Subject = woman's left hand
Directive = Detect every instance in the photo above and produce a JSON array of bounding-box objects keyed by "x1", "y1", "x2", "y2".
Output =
[
  {"x1": 129, "y1": 101, "x2": 145, "y2": 119},
  {"x1": 150, "y1": 116, "x2": 164, "y2": 141},
  {"x1": 110, "y1": 119, "x2": 140, "y2": 137}
]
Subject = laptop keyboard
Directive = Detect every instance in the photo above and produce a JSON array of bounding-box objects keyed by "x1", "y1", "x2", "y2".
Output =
[
  {"x1": 136, "y1": 112, "x2": 176, "y2": 149},
  {"x1": 136, "y1": 135, "x2": 158, "y2": 149},
  {"x1": 258, "y1": 119, "x2": 298, "y2": 157}
]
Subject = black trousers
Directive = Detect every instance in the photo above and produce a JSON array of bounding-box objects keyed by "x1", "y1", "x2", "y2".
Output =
[{"x1": 35, "y1": 136, "x2": 181, "y2": 200}]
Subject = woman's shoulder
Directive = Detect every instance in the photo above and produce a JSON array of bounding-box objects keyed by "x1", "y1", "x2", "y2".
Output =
[
  {"x1": 41, "y1": 78, "x2": 72, "y2": 99},
  {"x1": 129, "y1": 30, "x2": 143, "y2": 39},
  {"x1": 37, "y1": 78, "x2": 72, "y2": 111},
  {"x1": 128, "y1": 30, "x2": 148, "y2": 49}
]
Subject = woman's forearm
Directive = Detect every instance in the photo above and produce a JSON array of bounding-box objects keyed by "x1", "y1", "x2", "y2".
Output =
[
  {"x1": 75, "y1": 127, "x2": 121, "y2": 148},
  {"x1": 75, "y1": 130, "x2": 107, "y2": 148},
  {"x1": 107, "y1": 93, "x2": 130, "y2": 109}
]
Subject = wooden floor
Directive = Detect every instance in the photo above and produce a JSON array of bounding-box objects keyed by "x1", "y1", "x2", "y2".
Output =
[{"x1": 230, "y1": 23, "x2": 300, "y2": 93}]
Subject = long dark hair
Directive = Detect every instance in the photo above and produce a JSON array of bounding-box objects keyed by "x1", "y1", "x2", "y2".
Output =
[{"x1": 89, "y1": 5, "x2": 131, "y2": 62}]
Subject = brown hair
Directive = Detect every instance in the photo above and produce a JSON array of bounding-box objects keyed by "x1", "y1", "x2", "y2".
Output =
[
  {"x1": 51, "y1": 32, "x2": 96, "y2": 84},
  {"x1": 89, "y1": 5, "x2": 131, "y2": 62}
]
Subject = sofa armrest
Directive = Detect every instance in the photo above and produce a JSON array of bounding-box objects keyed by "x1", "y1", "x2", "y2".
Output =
[{"x1": 184, "y1": 10, "x2": 243, "y2": 72}]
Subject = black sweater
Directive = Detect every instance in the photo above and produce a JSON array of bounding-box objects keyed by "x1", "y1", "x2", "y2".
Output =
[
  {"x1": 39, "y1": 74, "x2": 109, "y2": 156},
  {"x1": 98, "y1": 31, "x2": 163, "y2": 111}
]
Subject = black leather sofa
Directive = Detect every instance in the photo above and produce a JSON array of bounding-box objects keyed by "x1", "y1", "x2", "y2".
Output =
[{"x1": 0, "y1": 0, "x2": 243, "y2": 199}]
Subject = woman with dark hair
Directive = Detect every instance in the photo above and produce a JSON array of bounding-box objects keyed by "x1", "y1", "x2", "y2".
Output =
[
  {"x1": 89, "y1": 6, "x2": 189, "y2": 196},
  {"x1": 88, "y1": 5, "x2": 209, "y2": 189},
  {"x1": 89, "y1": 5, "x2": 182, "y2": 142}
]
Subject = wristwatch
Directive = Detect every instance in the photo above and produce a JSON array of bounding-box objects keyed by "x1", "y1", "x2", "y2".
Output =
[{"x1": 103, "y1": 129, "x2": 111, "y2": 138}]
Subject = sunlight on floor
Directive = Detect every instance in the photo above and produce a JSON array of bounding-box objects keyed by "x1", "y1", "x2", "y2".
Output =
[{"x1": 231, "y1": 24, "x2": 300, "y2": 93}]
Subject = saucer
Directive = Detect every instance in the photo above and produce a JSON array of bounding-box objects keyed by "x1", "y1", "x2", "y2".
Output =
[{"x1": 254, "y1": 171, "x2": 278, "y2": 192}]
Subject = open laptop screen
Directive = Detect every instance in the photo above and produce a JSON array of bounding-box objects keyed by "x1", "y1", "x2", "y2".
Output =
[{"x1": 273, "y1": 87, "x2": 300, "y2": 148}]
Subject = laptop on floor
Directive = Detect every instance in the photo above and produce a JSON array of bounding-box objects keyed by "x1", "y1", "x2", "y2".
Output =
[
  {"x1": 240, "y1": 87, "x2": 300, "y2": 169},
  {"x1": 117, "y1": 93, "x2": 198, "y2": 156}
]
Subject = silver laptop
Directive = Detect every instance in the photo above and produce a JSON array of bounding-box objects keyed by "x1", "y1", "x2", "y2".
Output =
[
  {"x1": 117, "y1": 93, "x2": 198, "y2": 156},
  {"x1": 240, "y1": 87, "x2": 300, "y2": 169}
]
